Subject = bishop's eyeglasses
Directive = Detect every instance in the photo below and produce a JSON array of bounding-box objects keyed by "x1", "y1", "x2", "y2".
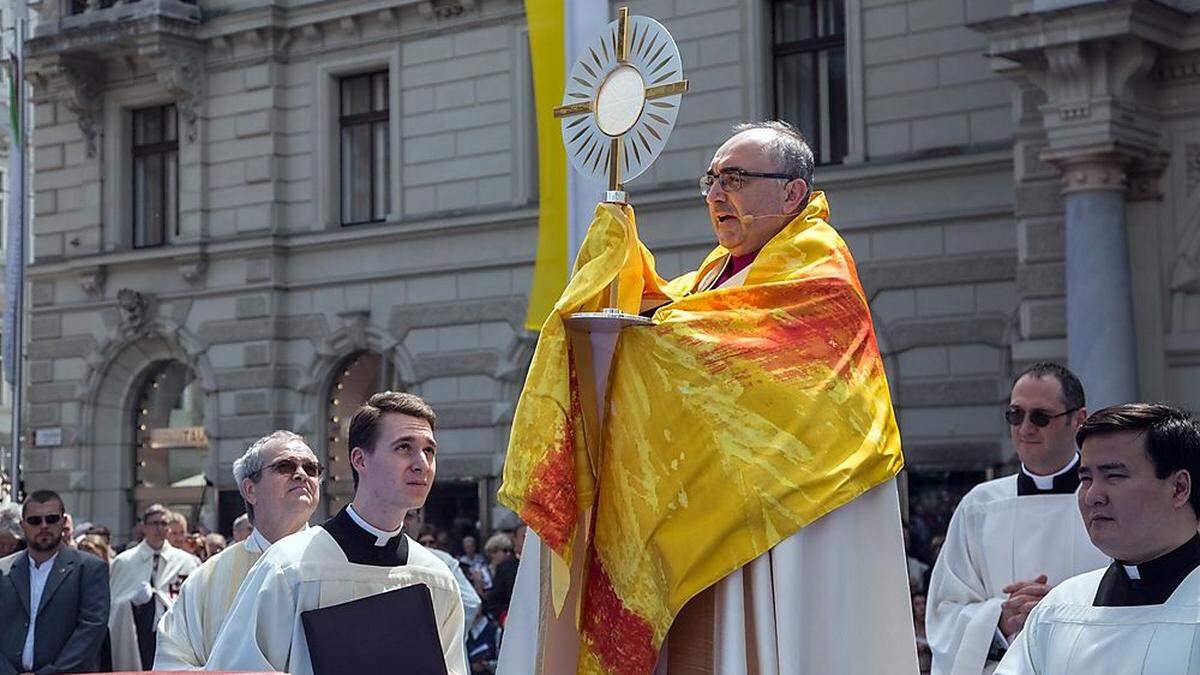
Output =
[{"x1": 700, "y1": 168, "x2": 796, "y2": 196}]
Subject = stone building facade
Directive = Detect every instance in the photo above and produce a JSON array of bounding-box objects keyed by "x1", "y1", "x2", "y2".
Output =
[{"x1": 14, "y1": 0, "x2": 1200, "y2": 539}]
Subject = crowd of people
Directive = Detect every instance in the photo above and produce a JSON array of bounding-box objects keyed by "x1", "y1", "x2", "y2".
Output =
[
  {"x1": 6, "y1": 364, "x2": 1200, "y2": 674},
  {"x1": 0, "y1": 408, "x2": 528, "y2": 674}
]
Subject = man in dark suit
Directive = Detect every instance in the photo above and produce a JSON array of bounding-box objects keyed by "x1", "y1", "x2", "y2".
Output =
[{"x1": 0, "y1": 490, "x2": 110, "y2": 674}]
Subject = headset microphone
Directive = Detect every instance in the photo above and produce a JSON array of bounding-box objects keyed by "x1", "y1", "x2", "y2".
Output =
[{"x1": 740, "y1": 213, "x2": 792, "y2": 224}]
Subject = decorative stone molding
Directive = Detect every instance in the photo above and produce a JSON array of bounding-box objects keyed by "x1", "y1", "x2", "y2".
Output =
[
  {"x1": 78, "y1": 266, "x2": 106, "y2": 297},
  {"x1": 971, "y1": 2, "x2": 1179, "y2": 199},
  {"x1": 150, "y1": 46, "x2": 204, "y2": 143},
  {"x1": 117, "y1": 288, "x2": 152, "y2": 337},
  {"x1": 1127, "y1": 150, "x2": 1170, "y2": 201},
  {"x1": 1042, "y1": 151, "x2": 1129, "y2": 194},
  {"x1": 60, "y1": 59, "x2": 106, "y2": 159},
  {"x1": 175, "y1": 254, "x2": 207, "y2": 284},
  {"x1": 1187, "y1": 143, "x2": 1200, "y2": 197},
  {"x1": 418, "y1": 0, "x2": 477, "y2": 21}
]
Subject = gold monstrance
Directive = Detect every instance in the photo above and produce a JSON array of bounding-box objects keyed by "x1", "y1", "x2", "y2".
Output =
[
  {"x1": 553, "y1": 7, "x2": 689, "y2": 205},
  {"x1": 553, "y1": 5, "x2": 688, "y2": 322}
]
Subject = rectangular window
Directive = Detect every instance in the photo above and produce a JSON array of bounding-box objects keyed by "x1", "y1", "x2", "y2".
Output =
[
  {"x1": 131, "y1": 104, "x2": 178, "y2": 249},
  {"x1": 772, "y1": 0, "x2": 848, "y2": 165},
  {"x1": 339, "y1": 71, "x2": 390, "y2": 226}
]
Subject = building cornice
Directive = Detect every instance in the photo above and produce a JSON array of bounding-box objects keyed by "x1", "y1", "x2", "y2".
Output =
[{"x1": 969, "y1": 0, "x2": 1195, "y2": 57}]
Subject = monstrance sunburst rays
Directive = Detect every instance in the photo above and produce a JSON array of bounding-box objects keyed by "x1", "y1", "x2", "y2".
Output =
[{"x1": 553, "y1": 7, "x2": 688, "y2": 195}]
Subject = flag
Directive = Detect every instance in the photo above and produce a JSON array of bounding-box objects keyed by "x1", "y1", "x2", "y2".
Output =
[
  {"x1": 522, "y1": 0, "x2": 606, "y2": 331},
  {"x1": 4, "y1": 45, "x2": 24, "y2": 385}
]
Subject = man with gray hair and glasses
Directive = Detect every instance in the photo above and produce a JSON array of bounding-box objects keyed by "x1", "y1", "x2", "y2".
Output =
[{"x1": 154, "y1": 430, "x2": 322, "y2": 669}]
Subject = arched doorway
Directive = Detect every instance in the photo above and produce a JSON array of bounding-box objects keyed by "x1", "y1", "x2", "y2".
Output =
[
  {"x1": 131, "y1": 360, "x2": 211, "y2": 528},
  {"x1": 323, "y1": 351, "x2": 391, "y2": 517}
]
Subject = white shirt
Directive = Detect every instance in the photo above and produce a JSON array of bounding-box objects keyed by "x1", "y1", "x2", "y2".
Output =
[{"x1": 22, "y1": 550, "x2": 61, "y2": 670}]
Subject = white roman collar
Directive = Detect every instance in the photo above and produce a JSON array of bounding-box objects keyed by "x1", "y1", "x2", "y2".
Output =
[
  {"x1": 1021, "y1": 453, "x2": 1079, "y2": 490},
  {"x1": 1123, "y1": 564, "x2": 1141, "y2": 580},
  {"x1": 346, "y1": 504, "x2": 403, "y2": 547}
]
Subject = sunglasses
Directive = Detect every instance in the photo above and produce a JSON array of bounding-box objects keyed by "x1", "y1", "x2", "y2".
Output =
[
  {"x1": 255, "y1": 458, "x2": 324, "y2": 479},
  {"x1": 1005, "y1": 405, "x2": 1080, "y2": 428},
  {"x1": 24, "y1": 514, "x2": 63, "y2": 527}
]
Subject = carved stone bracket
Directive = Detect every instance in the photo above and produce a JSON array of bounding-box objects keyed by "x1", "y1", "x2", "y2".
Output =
[
  {"x1": 143, "y1": 45, "x2": 204, "y2": 143},
  {"x1": 60, "y1": 59, "x2": 106, "y2": 159},
  {"x1": 78, "y1": 266, "x2": 106, "y2": 297},
  {"x1": 175, "y1": 253, "x2": 207, "y2": 284}
]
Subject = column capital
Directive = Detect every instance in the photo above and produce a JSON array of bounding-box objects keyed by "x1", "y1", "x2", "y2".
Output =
[
  {"x1": 1043, "y1": 151, "x2": 1130, "y2": 194},
  {"x1": 970, "y1": 0, "x2": 1186, "y2": 197},
  {"x1": 1042, "y1": 147, "x2": 1169, "y2": 198}
]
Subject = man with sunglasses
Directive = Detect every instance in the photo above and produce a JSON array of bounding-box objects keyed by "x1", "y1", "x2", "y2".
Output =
[
  {"x1": 154, "y1": 430, "x2": 321, "y2": 669},
  {"x1": 107, "y1": 502, "x2": 199, "y2": 671},
  {"x1": 0, "y1": 490, "x2": 109, "y2": 674},
  {"x1": 927, "y1": 363, "x2": 1107, "y2": 674},
  {"x1": 207, "y1": 391, "x2": 466, "y2": 674}
]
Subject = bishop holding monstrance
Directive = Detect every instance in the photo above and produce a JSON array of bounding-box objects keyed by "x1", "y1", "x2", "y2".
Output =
[{"x1": 497, "y1": 9, "x2": 917, "y2": 675}]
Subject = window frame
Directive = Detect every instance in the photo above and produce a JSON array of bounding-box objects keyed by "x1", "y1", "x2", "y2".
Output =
[
  {"x1": 770, "y1": 0, "x2": 849, "y2": 166},
  {"x1": 338, "y1": 70, "x2": 391, "y2": 227},
  {"x1": 130, "y1": 103, "x2": 179, "y2": 249}
]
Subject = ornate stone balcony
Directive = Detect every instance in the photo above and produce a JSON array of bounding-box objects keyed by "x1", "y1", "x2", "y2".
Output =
[
  {"x1": 25, "y1": 0, "x2": 205, "y2": 160},
  {"x1": 29, "y1": 0, "x2": 201, "y2": 53}
]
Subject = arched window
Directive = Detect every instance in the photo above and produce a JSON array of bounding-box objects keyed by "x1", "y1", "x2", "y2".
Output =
[{"x1": 132, "y1": 360, "x2": 210, "y2": 527}]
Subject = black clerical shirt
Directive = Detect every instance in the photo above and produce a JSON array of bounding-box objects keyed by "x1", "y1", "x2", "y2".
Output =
[
  {"x1": 320, "y1": 506, "x2": 409, "y2": 567},
  {"x1": 1093, "y1": 533, "x2": 1200, "y2": 607}
]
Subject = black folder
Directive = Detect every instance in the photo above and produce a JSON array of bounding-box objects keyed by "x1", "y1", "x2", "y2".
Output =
[{"x1": 300, "y1": 584, "x2": 449, "y2": 675}]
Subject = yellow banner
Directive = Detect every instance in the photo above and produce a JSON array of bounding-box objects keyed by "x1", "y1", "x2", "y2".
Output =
[{"x1": 523, "y1": 0, "x2": 570, "y2": 331}]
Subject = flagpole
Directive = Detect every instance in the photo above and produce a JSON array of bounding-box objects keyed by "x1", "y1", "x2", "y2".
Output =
[{"x1": 5, "y1": 18, "x2": 26, "y2": 502}]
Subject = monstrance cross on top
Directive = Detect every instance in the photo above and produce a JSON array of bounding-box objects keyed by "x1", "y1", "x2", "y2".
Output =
[{"x1": 553, "y1": 7, "x2": 689, "y2": 204}]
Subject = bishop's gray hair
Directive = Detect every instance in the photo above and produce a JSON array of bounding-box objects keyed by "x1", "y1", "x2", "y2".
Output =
[
  {"x1": 730, "y1": 120, "x2": 816, "y2": 203},
  {"x1": 233, "y1": 429, "x2": 309, "y2": 522}
]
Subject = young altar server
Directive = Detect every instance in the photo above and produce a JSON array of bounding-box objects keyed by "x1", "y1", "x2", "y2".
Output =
[
  {"x1": 108, "y1": 503, "x2": 200, "y2": 671},
  {"x1": 926, "y1": 363, "x2": 1108, "y2": 673},
  {"x1": 153, "y1": 430, "x2": 321, "y2": 669},
  {"x1": 205, "y1": 392, "x2": 466, "y2": 674},
  {"x1": 996, "y1": 403, "x2": 1200, "y2": 674}
]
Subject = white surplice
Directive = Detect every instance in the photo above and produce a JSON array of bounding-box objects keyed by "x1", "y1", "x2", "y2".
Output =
[
  {"x1": 499, "y1": 479, "x2": 917, "y2": 675},
  {"x1": 995, "y1": 566, "x2": 1200, "y2": 674},
  {"x1": 500, "y1": 254, "x2": 915, "y2": 674},
  {"x1": 108, "y1": 540, "x2": 200, "y2": 671},
  {"x1": 204, "y1": 526, "x2": 466, "y2": 675},
  {"x1": 926, "y1": 474, "x2": 1108, "y2": 675},
  {"x1": 710, "y1": 477, "x2": 918, "y2": 674},
  {"x1": 153, "y1": 528, "x2": 272, "y2": 670}
]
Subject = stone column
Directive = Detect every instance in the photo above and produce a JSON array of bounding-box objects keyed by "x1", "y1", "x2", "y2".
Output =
[{"x1": 1054, "y1": 153, "x2": 1139, "y2": 409}]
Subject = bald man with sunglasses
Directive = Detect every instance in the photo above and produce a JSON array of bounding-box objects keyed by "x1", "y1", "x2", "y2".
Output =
[
  {"x1": 927, "y1": 363, "x2": 1108, "y2": 674},
  {"x1": 154, "y1": 430, "x2": 321, "y2": 669}
]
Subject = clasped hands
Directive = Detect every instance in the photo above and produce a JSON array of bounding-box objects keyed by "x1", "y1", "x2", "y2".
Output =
[{"x1": 999, "y1": 574, "x2": 1051, "y2": 639}]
